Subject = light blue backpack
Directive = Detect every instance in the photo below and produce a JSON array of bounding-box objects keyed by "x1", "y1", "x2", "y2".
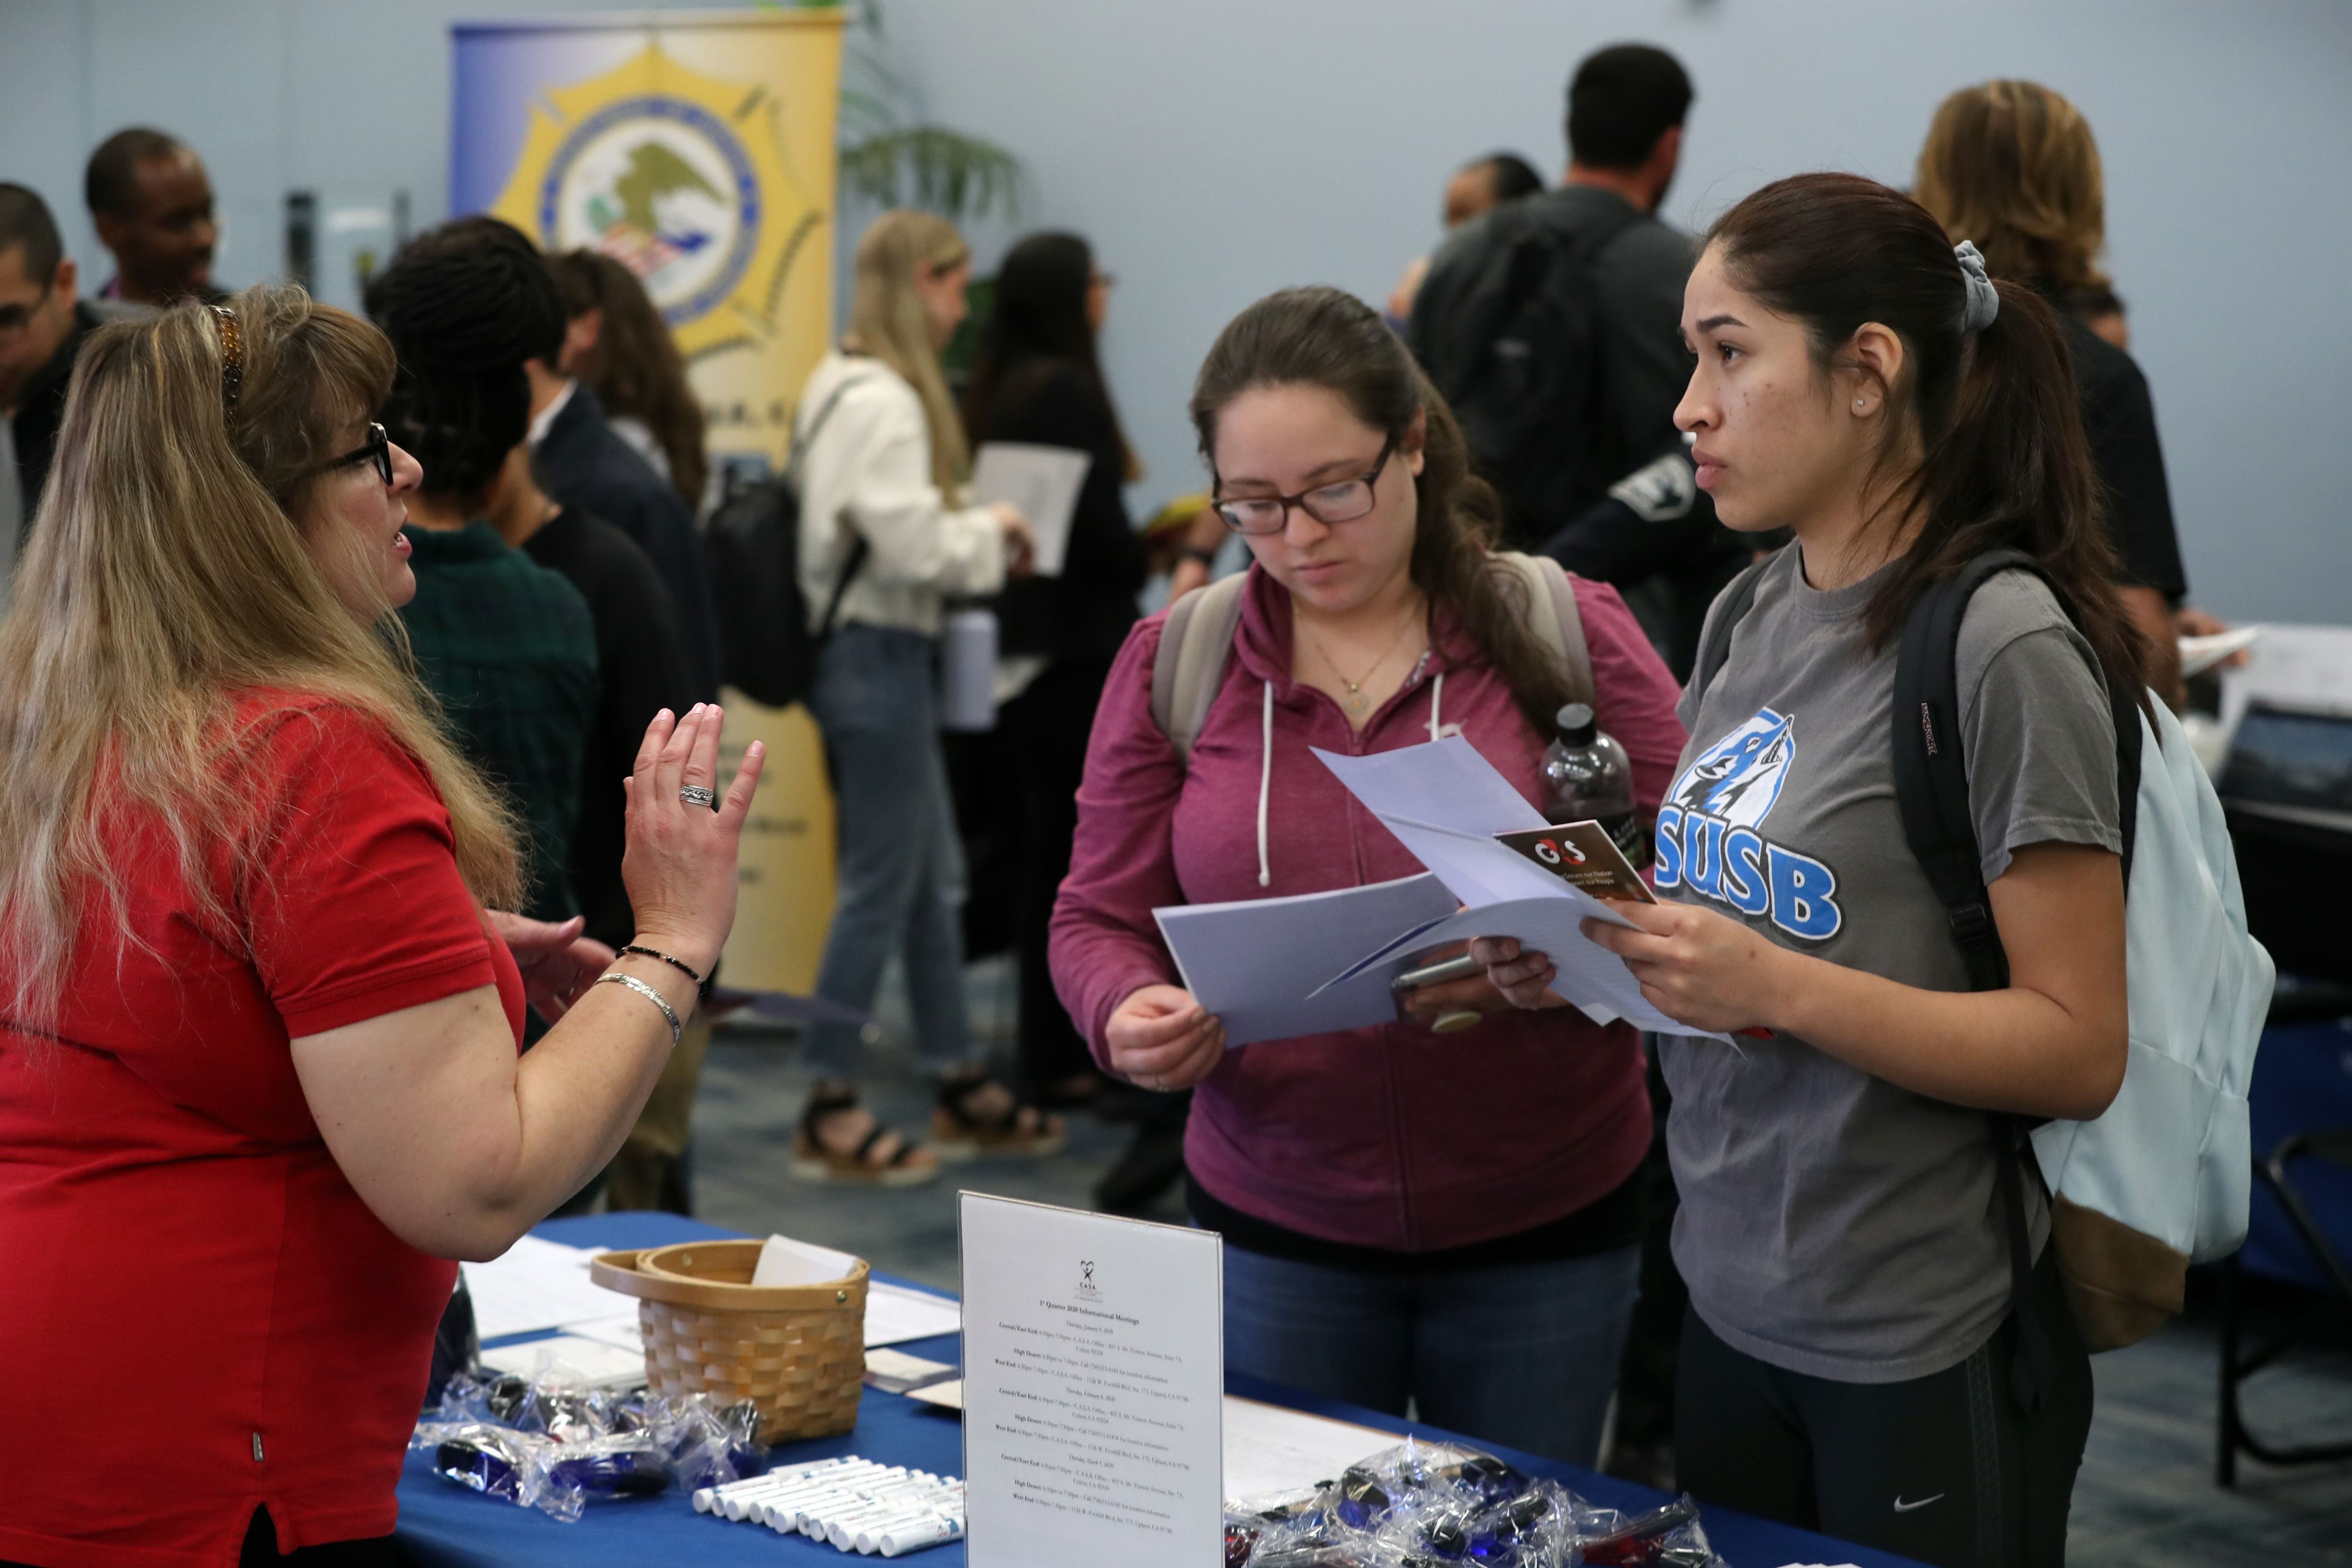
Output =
[{"x1": 1695, "y1": 547, "x2": 2273, "y2": 1361}]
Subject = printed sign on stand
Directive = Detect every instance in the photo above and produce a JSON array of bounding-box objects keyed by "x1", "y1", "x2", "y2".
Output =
[{"x1": 960, "y1": 1193, "x2": 1224, "y2": 1567}]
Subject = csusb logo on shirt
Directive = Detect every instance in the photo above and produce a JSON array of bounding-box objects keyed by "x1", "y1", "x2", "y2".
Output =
[{"x1": 1656, "y1": 708, "x2": 1842, "y2": 940}]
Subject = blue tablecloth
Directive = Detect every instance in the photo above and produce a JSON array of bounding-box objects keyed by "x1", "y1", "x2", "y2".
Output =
[{"x1": 396, "y1": 1212, "x2": 1920, "y2": 1568}]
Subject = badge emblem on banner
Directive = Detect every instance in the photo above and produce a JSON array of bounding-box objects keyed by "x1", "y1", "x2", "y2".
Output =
[{"x1": 489, "y1": 46, "x2": 822, "y2": 360}]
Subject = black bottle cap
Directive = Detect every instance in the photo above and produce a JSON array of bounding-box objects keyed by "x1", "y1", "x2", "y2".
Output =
[{"x1": 1554, "y1": 702, "x2": 1596, "y2": 747}]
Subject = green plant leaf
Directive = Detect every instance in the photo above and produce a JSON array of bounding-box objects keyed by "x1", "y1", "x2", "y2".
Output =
[{"x1": 840, "y1": 125, "x2": 1023, "y2": 221}]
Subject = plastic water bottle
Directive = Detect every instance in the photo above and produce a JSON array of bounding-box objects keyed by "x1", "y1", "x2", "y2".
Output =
[{"x1": 1540, "y1": 702, "x2": 1648, "y2": 868}]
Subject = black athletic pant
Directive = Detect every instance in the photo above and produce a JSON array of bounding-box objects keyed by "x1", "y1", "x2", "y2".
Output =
[{"x1": 1676, "y1": 1252, "x2": 2092, "y2": 1568}]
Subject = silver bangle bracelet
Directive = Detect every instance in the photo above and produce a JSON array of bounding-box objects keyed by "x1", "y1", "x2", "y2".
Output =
[{"x1": 595, "y1": 972, "x2": 682, "y2": 1048}]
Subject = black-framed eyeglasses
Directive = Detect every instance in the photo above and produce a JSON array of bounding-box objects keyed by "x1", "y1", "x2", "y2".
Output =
[
  {"x1": 1211, "y1": 433, "x2": 1397, "y2": 536},
  {"x1": 323, "y1": 423, "x2": 393, "y2": 487},
  {"x1": 0, "y1": 278, "x2": 55, "y2": 341}
]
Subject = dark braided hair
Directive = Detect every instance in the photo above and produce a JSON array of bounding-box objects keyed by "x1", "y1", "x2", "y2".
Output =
[
  {"x1": 365, "y1": 217, "x2": 567, "y2": 512},
  {"x1": 1189, "y1": 286, "x2": 1577, "y2": 738}
]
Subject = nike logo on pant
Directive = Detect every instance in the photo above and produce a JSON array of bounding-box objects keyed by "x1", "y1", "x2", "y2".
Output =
[{"x1": 1892, "y1": 1493, "x2": 1946, "y2": 1514}]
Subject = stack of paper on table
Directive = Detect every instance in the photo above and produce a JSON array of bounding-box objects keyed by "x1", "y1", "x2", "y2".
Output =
[
  {"x1": 752, "y1": 1233, "x2": 963, "y2": 1346},
  {"x1": 1221, "y1": 1397, "x2": 1396, "y2": 1500},
  {"x1": 880, "y1": 1382, "x2": 1399, "y2": 1499},
  {"x1": 461, "y1": 1234, "x2": 641, "y2": 1345},
  {"x1": 478, "y1": 1332, "x2": 649, "y2": 1390}
]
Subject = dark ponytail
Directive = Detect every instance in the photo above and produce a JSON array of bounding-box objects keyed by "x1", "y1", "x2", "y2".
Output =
[
  {"x1": 1709, "y1": 172, "x2": 2148, "y2": 714},
  {"x1": 1188, "y1": 286, "x2": 1576, "y2": 737}
]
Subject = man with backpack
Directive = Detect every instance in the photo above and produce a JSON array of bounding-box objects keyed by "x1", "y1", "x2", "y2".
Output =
[{"x1": 1411, "y1": 43, "x2": 1743, "y2": 679}]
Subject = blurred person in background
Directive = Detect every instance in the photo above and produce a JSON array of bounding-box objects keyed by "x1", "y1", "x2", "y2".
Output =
[
  {"x1": 790, "y1": 210, "x2": 1050, "y2": 1185},
  {"x1": 1914, "y1": 79, "x2": 2224, "y2": 708},
  {"x1": 450, "y1": 227, "x2": 706, "y2": 1213},
  {"x1": 1, "y1": 184, "x2": 104, "y2": 573},
  {"x1": 0, "y1": 283, "x2": 758, "y2": 1567},
  {"x1": 369, "y1": 226, "x2": 600, "y2": 931},
  {"x1": 84, "y1": 126, "x2": 223, "y2": 307},
  {"x1": 551, "y1": 249, "x2": 710, "y2": 515},
  {"x1": 959, "y1": 232, "x2": 1164, "y2": 1199},
  {"x1": 2070, "y1": 284, "x2": 2130, "y2": 352},
  {"x1": 1387, "y1": 152, "x2": 1546, "y2": 325},
  {"x1": 1413, "y1": 43, "x2": 1744, "y2": 681},
  {"x1": 455, "y1": 221, "x2": 722, "y2": 699}
]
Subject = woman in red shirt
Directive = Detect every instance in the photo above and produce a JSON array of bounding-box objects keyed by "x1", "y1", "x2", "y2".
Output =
[
  {"x1": 0, "y1": 289, "x2": 763, "y2": 1567},
  {"x1": 1048, "y1": 286, "x2": 1688, "y2": 1464}
]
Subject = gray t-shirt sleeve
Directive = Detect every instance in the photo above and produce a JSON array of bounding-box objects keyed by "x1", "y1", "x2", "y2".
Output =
[{"x1": 1957, "y1": 574, "x2": 2122, "y2": 884}]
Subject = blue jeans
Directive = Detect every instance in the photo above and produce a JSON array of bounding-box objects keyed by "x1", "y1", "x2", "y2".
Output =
[
  {"x1": 805, "y1": 624, "x2": 974, "y2": 1077},
  {"x1": 1222, "y1": 1243, "x2": 1642, "y2": 1468}
]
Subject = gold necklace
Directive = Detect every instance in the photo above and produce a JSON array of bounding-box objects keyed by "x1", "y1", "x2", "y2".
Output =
[{"x1": 1301, "y1": 606, "x2": 1425, "y2": 715}]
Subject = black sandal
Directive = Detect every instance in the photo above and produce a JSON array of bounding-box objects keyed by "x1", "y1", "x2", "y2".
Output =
[
  {"x1": 929, "y1": 1071, "x2": 1066, "y2": 1163},
  {"x1": 790, "y1": 1085, "x2": 937, "y2": 1187}
]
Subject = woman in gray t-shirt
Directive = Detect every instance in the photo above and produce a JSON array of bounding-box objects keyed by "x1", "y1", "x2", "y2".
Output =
[{"x1": 1480, "y1": 173, "x2": 2146, "y2": 1568}]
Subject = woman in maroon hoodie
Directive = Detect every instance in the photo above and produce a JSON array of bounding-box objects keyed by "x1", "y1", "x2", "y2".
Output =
[{"x1": 1049, "y1": 287, "x2": 1687, "y2": 1463}]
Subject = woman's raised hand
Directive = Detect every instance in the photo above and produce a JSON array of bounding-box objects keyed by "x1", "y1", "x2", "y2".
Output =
[
  {"x1": 620, "y1": 704, "x2": 764, "y2": 978},
  {"x1": 1104, "y1": 983, "x2": 1225, "y2": 1092}
]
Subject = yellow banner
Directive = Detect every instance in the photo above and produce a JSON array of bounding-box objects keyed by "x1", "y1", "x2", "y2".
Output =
[{"x1": 479, "y1": 10, "x2": 846, "y2": 992}]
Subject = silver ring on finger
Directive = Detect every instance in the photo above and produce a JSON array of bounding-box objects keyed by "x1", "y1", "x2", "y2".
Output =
[{"x1": 678, "y1": 784, "x2": 718, "y2": 810}]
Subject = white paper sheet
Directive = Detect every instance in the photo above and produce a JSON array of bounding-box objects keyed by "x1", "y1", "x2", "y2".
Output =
[
  {"x1": 906, "y1": 1377, "x2": 964, "y2": 1410},
  {"x1": 961, "y1": 1193, "x2": 1223, "y2": 1568},
  {"x1": 1321, "y1": 896, "x2": 1718, "y2": 1039},
  {"x1": 971, "y1": 441, "x2": 1092, "y2": 576},
  {"x1": 460, "y1": 1234, "x2": 621, "y2": 1341},
  {"x1": 1220, "y1": 1397, "x2": 1393, "y2": 1500},
  {"x1": 866, "y1": 1280, "x2": 962, "y2": 1346},
  {"x1": 1154, "y1": 873, "x2": 1461, "y2": 1046},
  {"x1": 1311, "y1": 738, "x2": 1725, "y2": 1042},
  {"x1": 747, "y1": 1233, "x2": 962, "y2": 1345},
  {"x1": 2180, "y1": 624, "x2": 2262, "y2": 679},
  {"x1": 479, "y1": 1333, "x2": 647, "y2": 1389},
  {"x1": 752, "y1": 1233, "x2": 861, "y2": 1288}
]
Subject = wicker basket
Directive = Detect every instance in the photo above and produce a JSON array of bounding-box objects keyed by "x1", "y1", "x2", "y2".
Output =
[{"x1": 588, "y1": 1239, "x2": 866, "y2": 1444}]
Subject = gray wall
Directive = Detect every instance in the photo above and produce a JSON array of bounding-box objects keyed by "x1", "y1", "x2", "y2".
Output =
[{"x1": 5, "y1": 0, "x2": 2345, "y2": 623}]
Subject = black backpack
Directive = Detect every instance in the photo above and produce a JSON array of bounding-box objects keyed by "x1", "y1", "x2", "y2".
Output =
[
  {"x1": 702, "y1": 377, "x2": 869, "y2": 709},
  {"x1": 1409, "y1": 197, "x2": 1643, "y2": 547}
]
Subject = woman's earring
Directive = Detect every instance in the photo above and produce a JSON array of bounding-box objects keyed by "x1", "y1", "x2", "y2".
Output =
[{"x1": 1854, "y1": 398, "x2": 1867, "y2": 411}]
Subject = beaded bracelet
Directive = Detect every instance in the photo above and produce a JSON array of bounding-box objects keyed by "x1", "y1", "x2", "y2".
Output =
[
  {"x1": 618, "y1": 943, "x2": 711, "y2": 1001},
  {"x1": 596, "y1": 972, "x2": 682, "y2": 1048}
]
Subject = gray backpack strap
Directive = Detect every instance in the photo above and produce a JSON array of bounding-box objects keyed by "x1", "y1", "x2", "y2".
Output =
[
  {"x1": 1496, "y1": 550, "x2": 1594, "y2": 706},
  {"x1": 1149, "y1": 571, "x2": 1251, "y2": 765}
]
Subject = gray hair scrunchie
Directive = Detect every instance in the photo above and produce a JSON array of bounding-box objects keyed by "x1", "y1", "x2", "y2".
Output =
[{"x1": 1955, "y1": 240, "x2": 2000, "y2": 333}]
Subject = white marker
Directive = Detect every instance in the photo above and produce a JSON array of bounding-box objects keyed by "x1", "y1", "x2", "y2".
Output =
[
  {"x1": 825, "y1": 1489, "x2": 960, "y2": 1551},
  {"x1": 694, "y1": 1456, "x2": 862, "y2": 1513},
  {"x1": 877, "y1": 1511, "x2": 968, "y2": 1556},
  {"x1": 755, "y1": 1469, "x2": 909, "y2": 1528},
  {"x1": 854, "y1": 1505, "x2": 961, "y2": 1554},
  {"x1": 731, "y1": 1464, "x2": 894, "y2": 1523}
]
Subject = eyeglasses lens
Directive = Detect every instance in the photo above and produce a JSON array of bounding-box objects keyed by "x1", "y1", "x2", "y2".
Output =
[{"x1": 1300, "y1": 480, "x2": 1376, "y2": 524}]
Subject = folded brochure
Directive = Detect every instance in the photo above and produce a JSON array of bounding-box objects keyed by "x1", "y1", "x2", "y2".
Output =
[{"x1": 1313, "y1": 739, "x2": 1725, "y2": 1042}]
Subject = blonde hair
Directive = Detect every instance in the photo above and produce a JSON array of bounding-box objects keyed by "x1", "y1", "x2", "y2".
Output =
[
  {"x1": 0, "y1": 285, "x2": 520, "y2": 1028},
  {"x1": 1914, "y1": 80, "x2": 2111, "y2": 295},
  {"x1": 845, "y1": 210, "x2": 970, "y2": 491}
]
